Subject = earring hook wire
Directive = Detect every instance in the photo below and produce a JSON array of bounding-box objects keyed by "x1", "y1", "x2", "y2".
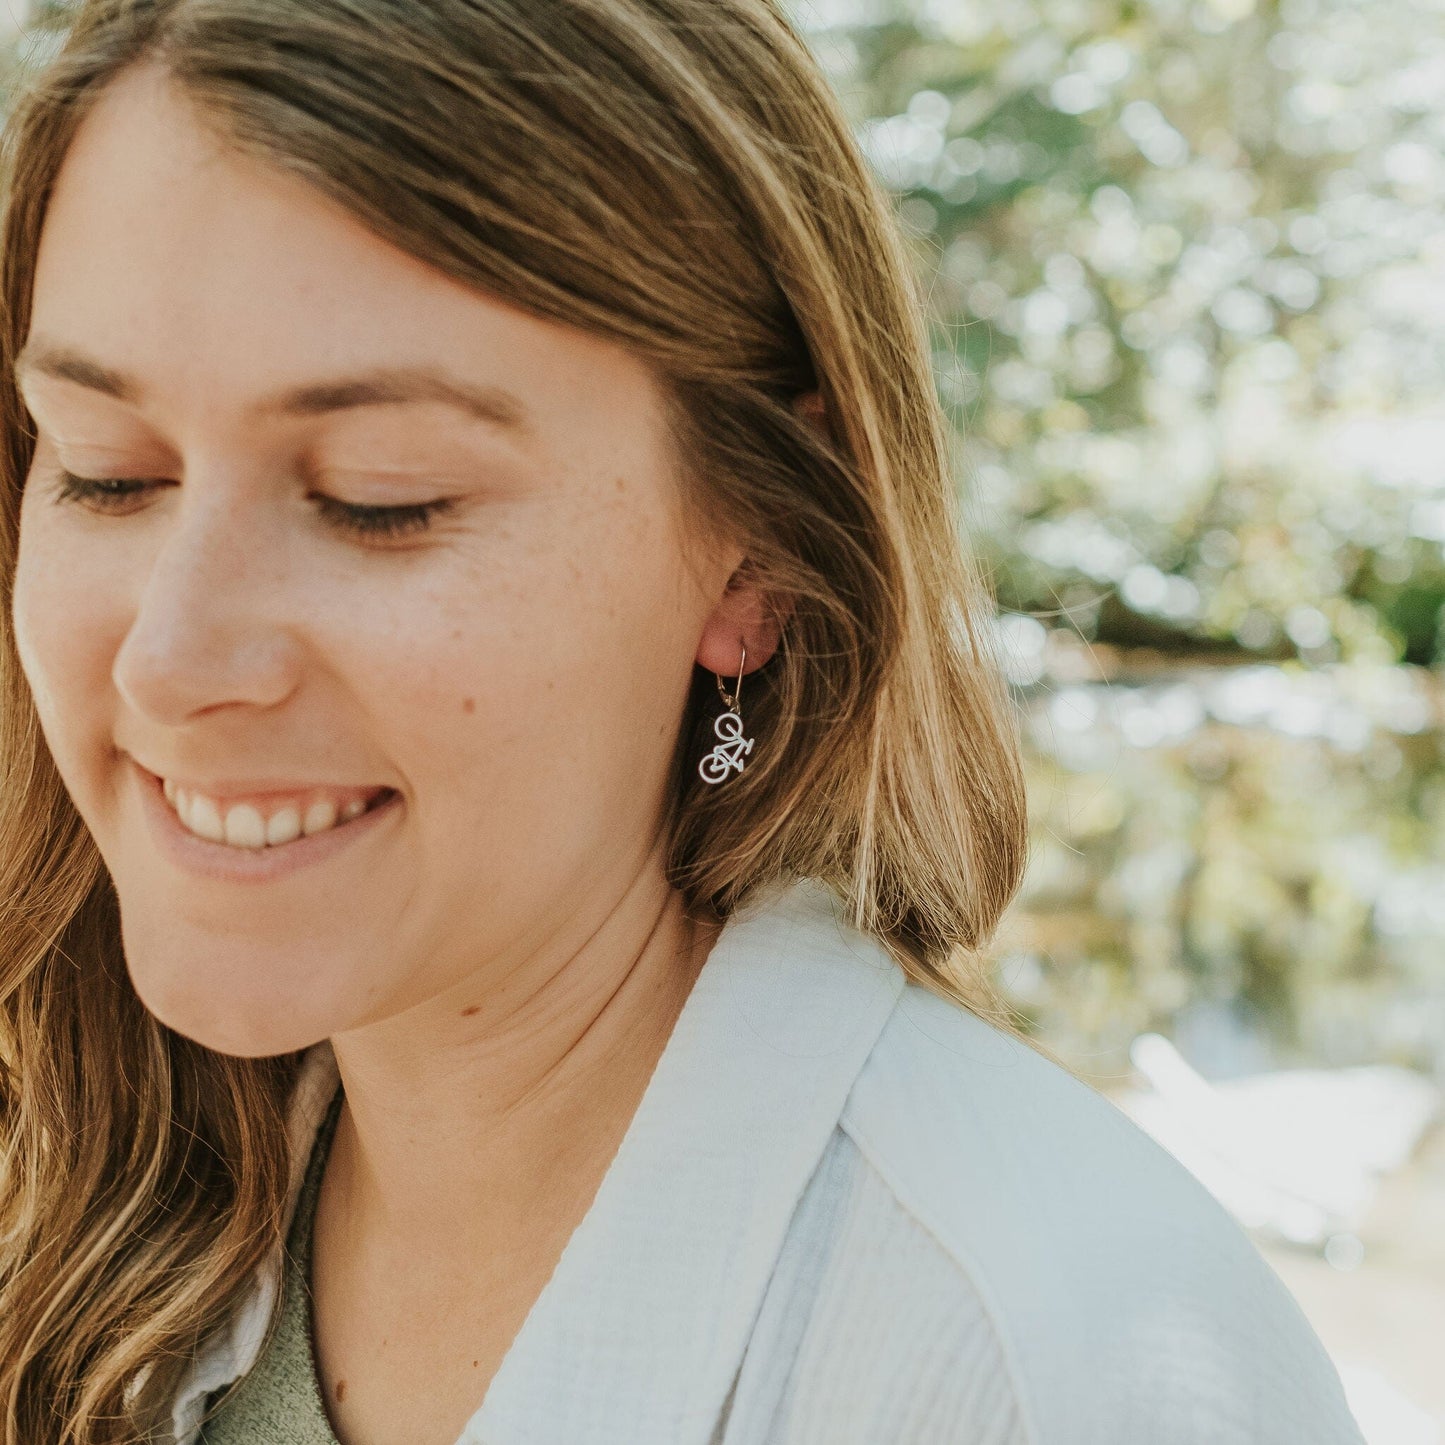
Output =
[{"x1": 715, "y1": 642, "x2": 747, "y2": 712}]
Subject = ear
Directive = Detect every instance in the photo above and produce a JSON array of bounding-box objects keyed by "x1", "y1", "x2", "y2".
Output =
[
  {"x1": 695, "y1": 559, "x2": 788, "y2": 678},
  {"x1": 792, "y1": 388, "x2": 830, "y2": 441},
  {"x1": 693, "y1": 390, "x2": 820, "y2": 680}
]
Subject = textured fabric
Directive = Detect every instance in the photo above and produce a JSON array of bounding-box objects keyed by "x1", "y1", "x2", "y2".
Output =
[
  {"x1": 716, "y1": 1129, "x2": 1023, "y2": 1445},
  {"x1": 161, "y1": 875, "x2": 1367, "y2": 1445},
  {"x1": 198, "y1": 1087, "x2": 345, "y2": 1444}
]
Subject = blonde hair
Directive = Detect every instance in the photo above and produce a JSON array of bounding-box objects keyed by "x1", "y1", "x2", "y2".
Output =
[{"x1": 0, "y1": 0, "x2": 1032, "y2": 1437}]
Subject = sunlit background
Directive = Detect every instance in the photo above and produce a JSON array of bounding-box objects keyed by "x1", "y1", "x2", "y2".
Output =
[{"x1": 4, "y1": 0, "x2": 1443, "y2": 1439}]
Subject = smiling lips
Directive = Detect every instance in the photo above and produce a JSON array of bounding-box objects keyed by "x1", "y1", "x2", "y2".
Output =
[{"x1": 159, "y1": 778, "x2": 395, "y2": 849}]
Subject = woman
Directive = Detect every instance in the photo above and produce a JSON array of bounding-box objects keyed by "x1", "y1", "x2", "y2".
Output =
[{"x1": 0, "y1": 2, "x2": 1364, "y2": 1443}]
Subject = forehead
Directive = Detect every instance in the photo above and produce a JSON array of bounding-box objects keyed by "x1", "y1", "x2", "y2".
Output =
[{"x1": 27, "y1": 63, "x2": 663, "y2": 450}]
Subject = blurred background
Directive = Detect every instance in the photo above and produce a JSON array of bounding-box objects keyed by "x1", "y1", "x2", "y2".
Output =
[{"x1": 4, "y1": 0, "x2": 1442, "y2": 1439}]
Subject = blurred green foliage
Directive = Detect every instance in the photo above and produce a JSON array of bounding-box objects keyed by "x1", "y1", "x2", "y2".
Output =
[
  {"x1": 789, "y1": 0, "x2": 1445, "y2": 1077},
  {"x1": 3, "y1": 0, "x2": 1442, "y2": 1076},
  {"x1": 796, "y1": 0, "x2": 1445, "y2": 667}
]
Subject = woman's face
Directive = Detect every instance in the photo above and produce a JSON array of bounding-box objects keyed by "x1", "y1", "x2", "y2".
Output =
[{"x1": 11, "y1": 65, "x2": 759, "y2": 1056}]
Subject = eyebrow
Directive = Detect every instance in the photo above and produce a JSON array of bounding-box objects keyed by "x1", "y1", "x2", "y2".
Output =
[{"x1": 12, "y1": 339, "x2": 536, "y2": 439}]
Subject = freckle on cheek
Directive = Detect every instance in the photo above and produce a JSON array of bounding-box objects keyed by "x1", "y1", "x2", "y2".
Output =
[
  {"x1": 460, "y1": 1004, "x2": 481, "y2": 1017},
  {"x1": 462, "y1": 697, "x2": 476, "y2": 714}
]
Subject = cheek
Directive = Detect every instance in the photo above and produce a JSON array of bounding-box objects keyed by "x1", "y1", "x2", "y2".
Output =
[
  {"x1": 11, "y1": 510, "x2": 118, "y2": 762},
  {"x1": 379, "y1": 508, "x2": 697, "y2": 832}
]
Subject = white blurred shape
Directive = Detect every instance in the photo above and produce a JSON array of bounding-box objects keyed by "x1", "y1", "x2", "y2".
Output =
[
  {"x1": 1115, "y1": 1032, "x2": 1442, "y2": 1247},
  {"x1": 1338, "y1": 1364, "x2": 1442, "y2": 1445}
]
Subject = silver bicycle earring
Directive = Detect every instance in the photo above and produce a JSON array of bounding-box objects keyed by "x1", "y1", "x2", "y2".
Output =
[{"x1": 698, "y1": 643, "x2": 755, "y2": 785}]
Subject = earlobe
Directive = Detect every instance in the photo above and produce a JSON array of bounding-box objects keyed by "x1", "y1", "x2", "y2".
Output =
[
  {"x1": 792, "y1": 389, "x2": 830, "y2": 441},
  {"x1": 695, "y1": 564, "x2": 788, "y2": 677}
]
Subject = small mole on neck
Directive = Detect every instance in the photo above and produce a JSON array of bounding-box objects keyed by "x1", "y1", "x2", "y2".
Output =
[{"x1": 462, "y1": 697, "x2": 476, "y2": 714}]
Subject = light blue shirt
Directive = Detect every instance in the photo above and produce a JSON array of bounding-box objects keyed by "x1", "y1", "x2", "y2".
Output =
[{"x1": 164, "y1": 875, "x2": 1365, "y2": 1445}]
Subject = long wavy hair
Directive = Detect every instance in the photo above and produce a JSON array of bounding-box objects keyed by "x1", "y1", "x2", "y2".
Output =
[{"x1": 0, "y1": 1, "x2": 1032, "y2": 1438}]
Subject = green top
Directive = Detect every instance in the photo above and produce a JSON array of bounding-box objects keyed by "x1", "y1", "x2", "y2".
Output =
[{"x1": 200, "y1": 1088, "x2": 346, "y2": 1445}]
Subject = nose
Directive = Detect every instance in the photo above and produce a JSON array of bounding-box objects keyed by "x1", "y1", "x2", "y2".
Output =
[{"x1": 111, "y1": 485, "x2": 303, "y2": 727}]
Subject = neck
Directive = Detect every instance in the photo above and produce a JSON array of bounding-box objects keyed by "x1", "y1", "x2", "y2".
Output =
[{"x1": 320, "y1": 865, "x2": 719, "y2": 1255}]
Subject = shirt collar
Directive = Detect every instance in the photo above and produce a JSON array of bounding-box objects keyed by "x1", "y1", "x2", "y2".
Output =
[{"x1": 170, "y1": 875, "x2": 905, "y2": 1444}]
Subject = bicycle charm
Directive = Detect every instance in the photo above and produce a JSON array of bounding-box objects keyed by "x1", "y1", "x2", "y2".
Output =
[{"x1": 698, "y1": 708, "x2": 754, "y2": 784}]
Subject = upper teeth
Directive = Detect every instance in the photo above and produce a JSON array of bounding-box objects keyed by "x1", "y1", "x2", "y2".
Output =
[{"x1": 162, "y1": 779, "x2": 377, "y2": 849}]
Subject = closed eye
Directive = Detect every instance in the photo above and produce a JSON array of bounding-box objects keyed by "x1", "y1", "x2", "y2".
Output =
[{"x1": 46, "y1": 470, "x2": 458, "y2": 541}]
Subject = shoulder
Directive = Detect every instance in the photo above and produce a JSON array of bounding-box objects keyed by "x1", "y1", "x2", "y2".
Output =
[{"x1": 832, "y1": 981, "x2": 1365, "y2": 1445}]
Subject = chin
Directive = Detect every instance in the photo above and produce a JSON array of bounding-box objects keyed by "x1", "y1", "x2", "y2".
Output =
[
  {"x1": 124, "y1": 947, "x2": 342, "y2": 1059},
  {"x1": 142, "y1": 988, "x2": 330, "y2": 1058}
]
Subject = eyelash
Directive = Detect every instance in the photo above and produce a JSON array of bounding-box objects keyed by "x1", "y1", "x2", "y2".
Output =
[{"x1": 47, "y1": 470, "x2": 458, "y2": 540}]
